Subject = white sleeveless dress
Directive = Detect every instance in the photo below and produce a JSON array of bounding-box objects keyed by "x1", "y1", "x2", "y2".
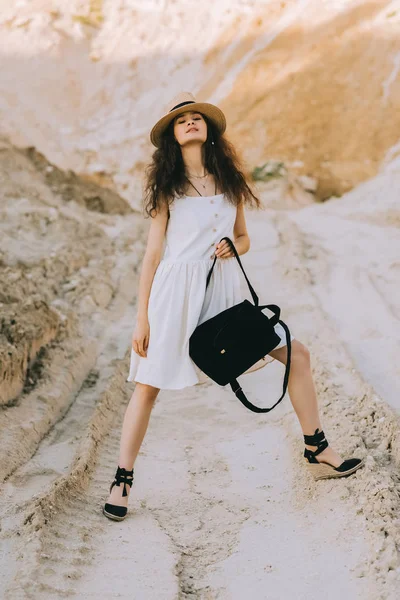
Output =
[{"x1": 127, "y1": 192, "x2": 294, "y2": 389}]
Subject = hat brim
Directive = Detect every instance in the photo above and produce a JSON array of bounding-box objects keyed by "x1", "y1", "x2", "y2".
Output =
[{"x1": 150, "y1": 102, "x2": 226, "y2": 148}]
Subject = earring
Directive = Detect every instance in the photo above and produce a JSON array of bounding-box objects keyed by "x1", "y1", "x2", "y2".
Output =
[{"x1": 211, "y1": 140, "x2": 215, "y2": 145}]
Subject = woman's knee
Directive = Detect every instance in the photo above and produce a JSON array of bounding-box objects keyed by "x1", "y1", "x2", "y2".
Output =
[{"x1": 290, "y1": 340, "x2": 311, "y2": 370}]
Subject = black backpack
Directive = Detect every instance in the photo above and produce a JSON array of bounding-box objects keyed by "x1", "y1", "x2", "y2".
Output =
[{"x1": 189, "y1": 237, "x2": 292, "y2": 413}]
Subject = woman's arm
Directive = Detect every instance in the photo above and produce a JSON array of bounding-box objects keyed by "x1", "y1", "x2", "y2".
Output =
[
  {"x1": 136, "y1": 200, "x2": 169, "y2": 323},
  {"x1": 214, "y1": 201, "x2": 250, "y2": 258},
  {"x1": 132, "y1": 200, "x2": 169, "y2": 357}
]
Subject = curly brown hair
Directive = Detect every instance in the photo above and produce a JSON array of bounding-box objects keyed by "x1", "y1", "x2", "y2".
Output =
[{"x1": 143, "y1": 114, "x2": 262, "y2": 218}]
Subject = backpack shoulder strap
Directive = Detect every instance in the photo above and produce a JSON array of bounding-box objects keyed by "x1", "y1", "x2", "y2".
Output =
[
  {"x1": 206, "y1": 236, "x2": 259, "y2": 306},
  {"x1": 229, "y1": 319, "x2": 292, "y2": 413}
]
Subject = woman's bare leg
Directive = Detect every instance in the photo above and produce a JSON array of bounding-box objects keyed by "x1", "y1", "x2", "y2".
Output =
[
  {"x1": 268, "y1": 340, "x2": 344, "y2": 467},
  {"x1": 107, "y1": 382, "x2": 160, "y2": 506}
]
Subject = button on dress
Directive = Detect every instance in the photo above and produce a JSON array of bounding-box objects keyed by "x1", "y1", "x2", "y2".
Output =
[{"x1": 127, "y1": 193, "x2": 294, "y2": 389}]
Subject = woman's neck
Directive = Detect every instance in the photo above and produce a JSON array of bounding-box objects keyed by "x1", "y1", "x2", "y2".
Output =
[{"x1": 181, "y1": 144, "x2": 206, "y2": 177}]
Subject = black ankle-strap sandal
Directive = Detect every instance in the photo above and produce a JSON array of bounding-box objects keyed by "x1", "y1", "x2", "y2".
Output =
[
  {"x1": 103, "y1": 466, "x2": 134, "y2": 521},
  {"x1": 304, "y1": 428, "x2": 365, "y2": 481}
]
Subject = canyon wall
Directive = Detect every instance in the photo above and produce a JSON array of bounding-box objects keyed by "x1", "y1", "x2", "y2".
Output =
[{"x1": 1, "y1": 0, "x2": 399, "y2": 207}]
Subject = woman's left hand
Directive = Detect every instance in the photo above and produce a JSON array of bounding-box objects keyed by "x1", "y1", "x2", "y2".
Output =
[{"x1": 213, "y1": 239, "x2": 235, "y2": 259}]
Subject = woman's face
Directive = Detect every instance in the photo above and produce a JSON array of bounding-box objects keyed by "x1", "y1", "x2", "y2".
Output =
[{"x1": 173, "y1": 111, "x2": 207, "y2": 147}]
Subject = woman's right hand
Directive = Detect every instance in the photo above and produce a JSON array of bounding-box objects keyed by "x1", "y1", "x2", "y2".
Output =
[{"x1": 132, "y1": 318, "x2": 150, "y2": 357}]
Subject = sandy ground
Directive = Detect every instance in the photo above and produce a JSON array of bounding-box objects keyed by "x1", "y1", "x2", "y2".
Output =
[{"x1": 1, "y1": 154, "x2": 400, "y2": 598}]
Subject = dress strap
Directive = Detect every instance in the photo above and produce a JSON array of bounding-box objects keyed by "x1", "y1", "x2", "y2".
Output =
[{"x1": 186, "y1": 178, "x2": 202, "y2": 196}]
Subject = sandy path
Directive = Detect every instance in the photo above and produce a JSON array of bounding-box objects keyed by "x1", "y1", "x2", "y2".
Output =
[{"x1": 2, "y1": 204, "x2": 400, "y2": 599}]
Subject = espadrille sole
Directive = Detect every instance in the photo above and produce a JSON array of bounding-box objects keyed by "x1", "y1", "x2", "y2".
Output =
[
  {"x1": 306, "y1": 457, "x2": 365, "y2": 481},
  {"x1": 102, "y1": 507, "x2": 128, "y2": 521}
]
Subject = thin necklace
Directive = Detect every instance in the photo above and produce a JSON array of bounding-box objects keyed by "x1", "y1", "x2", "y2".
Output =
[
  {"x1": 186, "y1": 171, "x2": 209, "y2": 190},
  {"x1": 186, "y1": 170, "x2": 208, "y2": 179}
]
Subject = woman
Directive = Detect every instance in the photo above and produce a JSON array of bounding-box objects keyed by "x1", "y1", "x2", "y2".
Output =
[{"x1": 103, "y1": 92, "x2": 365, "y2": 521}]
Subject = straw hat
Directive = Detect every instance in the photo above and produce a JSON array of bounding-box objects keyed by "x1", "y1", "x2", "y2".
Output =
[{"x1": 150, "y1": 91, "x2": 226, "y2": 147}]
